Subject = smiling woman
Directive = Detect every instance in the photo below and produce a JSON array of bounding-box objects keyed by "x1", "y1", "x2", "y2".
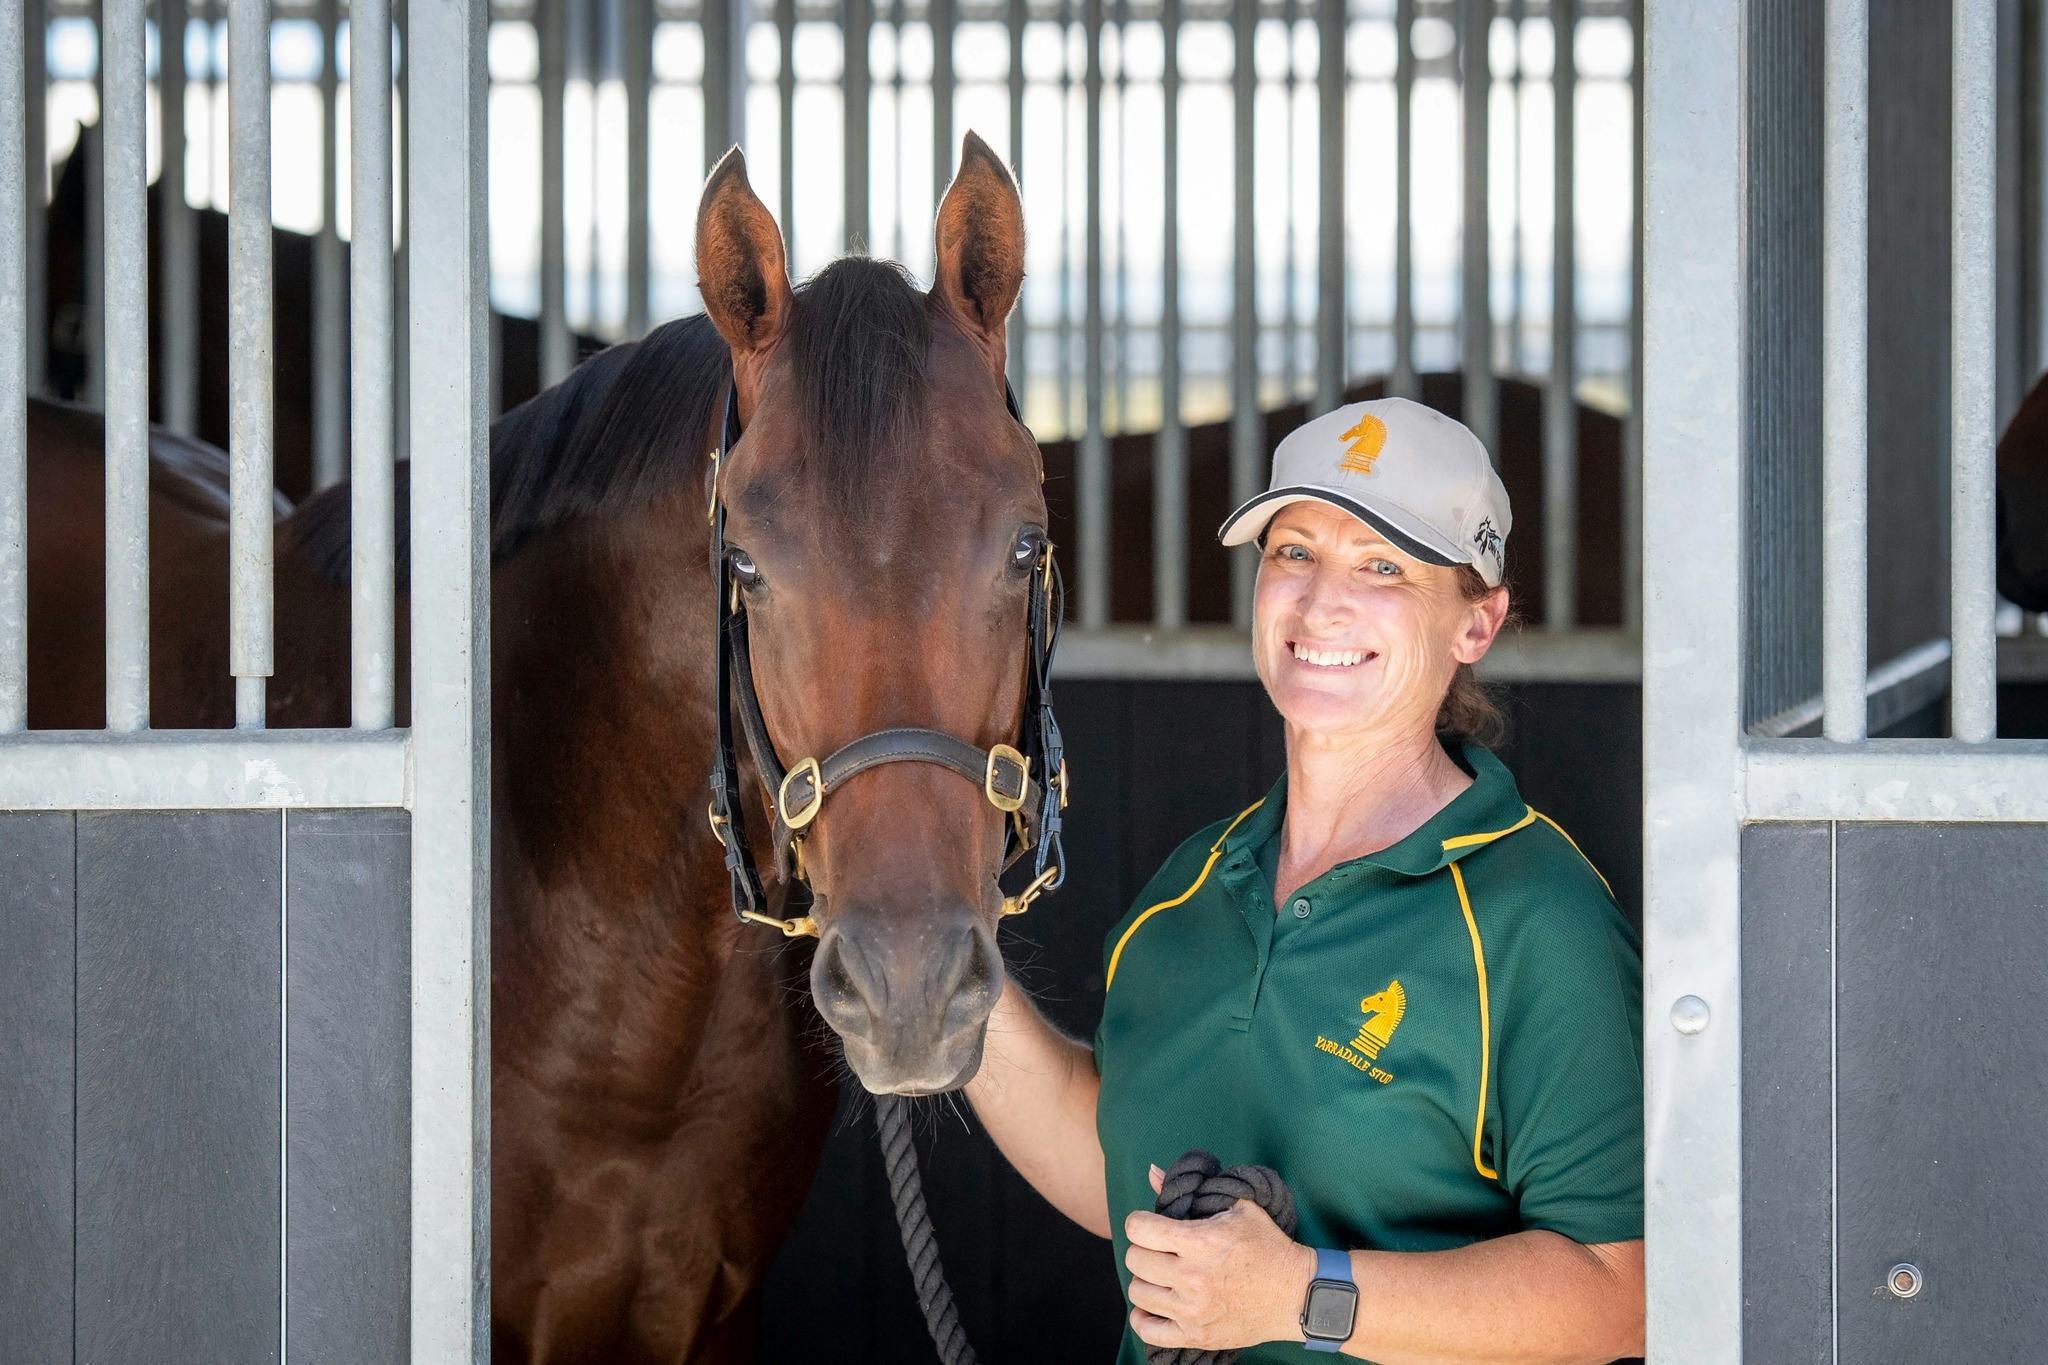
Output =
[{"x1": 965, "y1": 398, "x2": 1646, "y2": 1364}]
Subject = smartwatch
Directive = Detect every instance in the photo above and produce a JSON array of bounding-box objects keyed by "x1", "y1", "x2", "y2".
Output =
[{"x1": 1299, "y1": 1246, "x2": 1357, "y2": 1353}]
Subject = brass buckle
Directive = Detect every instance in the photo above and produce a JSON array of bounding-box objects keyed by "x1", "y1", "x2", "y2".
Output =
[
  {"x1": 778, "y1": 757, "x2": 824, "y2": 830},
  {"x1": 707, "y1": 798, "x2": 729, "y2": 848},
  {"x1": 1001, "y1": 863, "x2": 1061, "y2": 919},
  {"x1": 738, "y1": 909, "x2": 820, "y2": 938},
  {"x1": 1055, "y1": 757, "x2": 1070, "y2": 810},
  {"x1": 984, "y1": 744, "x2": 1030, "y2": 812},
  {"x1": 706, "y1": 447, "x2": 722, "y2": 526}
]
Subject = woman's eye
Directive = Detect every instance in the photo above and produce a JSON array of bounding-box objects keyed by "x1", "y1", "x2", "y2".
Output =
[
  {"x1": 729, "y1": 549, "x2": 762, "y2": 587},
  {"x1": 1367, "y1": 559, "x2": 1402, "y2": 577},
  {"x1": 1274, "y1": 543, "x2": 1310, "y2": 563}
]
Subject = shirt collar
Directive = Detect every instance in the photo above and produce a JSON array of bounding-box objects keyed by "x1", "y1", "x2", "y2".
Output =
[{"x1": 1220, "y1": 740, "x2": 1532, "y2": 878}]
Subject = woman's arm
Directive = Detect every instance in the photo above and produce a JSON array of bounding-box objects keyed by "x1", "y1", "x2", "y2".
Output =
[
  {"x1": 1123, "y1": 1190, "x2": 1643, "y2": 1364},
  {"x1": 962, "y1": 978, "x2": 1110, "y2": 1237}
]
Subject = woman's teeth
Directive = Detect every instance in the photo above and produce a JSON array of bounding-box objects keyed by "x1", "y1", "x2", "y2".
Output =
[{"x1": 1291, "y1": 642, "x2": 1374, "y2": 668}]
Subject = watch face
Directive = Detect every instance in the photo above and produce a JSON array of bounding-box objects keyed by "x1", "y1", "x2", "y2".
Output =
[{"x1": 1303, "y1": 1281, "x2": 1358, "y2": 1340}]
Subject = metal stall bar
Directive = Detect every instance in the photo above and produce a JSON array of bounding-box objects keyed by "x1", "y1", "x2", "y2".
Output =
[
  {"x1": 1005, "y1": 0, "x2": 1024, "y2": 401},
  {"x1": 103, "y1": 0, "x2": 149, "y2": 731},
  {"x1": 540, "y1": 0, "x2": 573, "y2": 387},
  {"x1": 1822, "y1": 0, "x2": 1869, "y2": 742},
  {"x1": 1153, "y1": 0, "x2": 1185, "y2": 629},
  {"x1": 1316, "y1": 0, "x2": 1344, "y2": 412},
  {"x1": 1080, "y1": 0, "x2": 1108, "y2": 628},
  {"x1": 1544, "y1": 0, "x2": 1576, "y2": 628},
  {"x1": 1228, "y1": 0, "x2": 1258, "y2": 628},
  {"x1": 1393, "y1": 0, "x2": 1415, "y2": 397},
  {"x1": 355, "y1": 0, "x2": 398, "y2": 731},
  {"x1": 315, "y1": 0, "x2": 347, "y2": 489},
  {"x1": 24, "y1": 0, "x2": 44, "y2": 396},
  {"x1": 1641, "y1": 0, "x2": 1744, "y2": 1353},
  {"x1": 88, "y1": 0, "x2": 105, "y2": 410},
  {"x1": 406, "y1": 0, "x2": 492, "y2": 1350},
  {"x1": 845, "y1": 0, "x2": 870, "y2": 251},
  {"x1": 1459, "y1": 0, "x2": 1494, "y2": 457},
  {"x1": 703, "y1": 0, "x2": 744, "y2": 167},
  {"x1": 162, "y1": 0, "x2": 199, "y2": 435},
  {"x1": 932, "y1": 0, "x2": 954, "y2": 200},
  {"x1": 1953, "y1": 0, "x2": 1997, "y2": 742},
  {"x1": 778, "y1": 0, "x2": 795, "y2": 239},
  {"x1": 229, "y1": 0, "x2": 275, "y2": 730},
  {"x1": 626, "y1": 0, "x2": 652, "y2": 335},
  {"x1": 0, "y1": 0, "x2": 23, "y2": 730},
  {"x1": 1623, "y1": 0, "x2": 1642, "y2": 632}
]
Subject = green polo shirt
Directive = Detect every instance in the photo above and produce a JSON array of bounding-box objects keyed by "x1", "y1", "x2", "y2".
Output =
[{"x1": 1091, "y1": 741, "x2": 1643, "y2": 1364}]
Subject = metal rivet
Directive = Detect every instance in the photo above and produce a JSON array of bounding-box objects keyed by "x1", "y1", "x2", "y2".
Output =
[
  {"x1": 1887, "y1": 1264, "x2": 1923, "y2": 1299},
  {"x1": 1291, "y1": 897, "x2": 1311, "y2": 919},
  {"x1": 1670, "y1": 995, "x2": 1710, "y2": 1035}
]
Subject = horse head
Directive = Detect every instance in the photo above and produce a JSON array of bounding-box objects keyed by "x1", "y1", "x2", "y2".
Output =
[{"x1": 694, "y1": 133, "x2": 1044, "y2": 1095}]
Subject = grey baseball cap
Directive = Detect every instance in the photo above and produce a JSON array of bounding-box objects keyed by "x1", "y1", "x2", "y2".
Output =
[{"x1": 1217, "y1": 397, "x2": 1513, "y2": 588}]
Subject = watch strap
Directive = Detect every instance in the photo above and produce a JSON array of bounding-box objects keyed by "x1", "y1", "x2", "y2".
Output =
[{"x1": 1303, "y1": 1247, "x2": 1355, "y2": 1353}]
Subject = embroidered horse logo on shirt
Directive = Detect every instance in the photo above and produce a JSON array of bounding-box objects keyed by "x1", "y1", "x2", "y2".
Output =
[{"x1": 1351, "y1": 980, "x2": 1406, "y2": 1059}]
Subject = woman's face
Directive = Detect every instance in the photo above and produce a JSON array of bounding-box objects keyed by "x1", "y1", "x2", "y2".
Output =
[{"x1": 1251, "y1": 500, "x2": 1510, "y2": 744}]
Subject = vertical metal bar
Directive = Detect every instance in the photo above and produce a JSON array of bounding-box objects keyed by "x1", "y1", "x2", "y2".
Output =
[
  {"x1": 702, "y1": 0, "x2": 731, "y2": 165},
  {"x1": 1953, "y1": 0, "x2": 1998, "y2": 741},
  {"x1": 932, "y1": 0, "x2": 954, "y2": 204},
  {"x1": 890, "y1": 0, "x2": 903, "y2": 262},
  {"x1": 1543, "y1": 0, "x2": 1575, "y2": 628},
  {"x1": 229, "y1": 0, "x2": 274, "y2": 729},
  {"x1": 87, "y1": 0, "x2": 106, "y2": 409},
  {"x1": 314, "y1": 0, "x2": 346, "y2": 489},
  {"x1": 355, "y1": 0, "x2": 396, "y2": 731},
  {"x1": 1641, "y1": 0, "x2": 1742, "y2": 1353},
  {"x1": 407, "y1": 0, "x2": 491, "y2": 1352},
  {"x1": 540, "y1": 0, "x2": 572, "y2": 387},
  {"x1": 161, "y1": 0, "x2": 199, "y2": 434},
  {"x1": 1154, "y1": 0, "x2": 1184, "y2": 629},
  {"x1": 1079, "y1": 0, "x2": 1108, "y2": 628},
  {"x1": 0, "y1": 0, "x2": 25, "y2": 730},
  {"x1": 625, "y1": 0, "x2": 651, "y2": 334},
  {"x1": 1112, "y1": 0, "x2": 1127, "y2": 431},
  {"x1": 1281, "y1": 0, "x2": 1297, "y2": 400},
  {"x1": 1228, "y1": 0, "x2": 1258, "y2": 627},
  {"x1": 1507, "y1": 0, "x2": 1523, "y2": 372},
  {"x1": 844, "y1": 0, "x2": 870, "y2": 250},
  {"x1": 1822, "y1": 0, "x2": 1868, "y2": 742},
  {"x1": 1006, "y1": 0, "x2": 1024, "y2": 402},
  {"x1": 1316, "y1": 0, "x2": 1344, "y2": 412},
  {"x1": 1623, "y1": 0, "x2": 1642, "y2": 632},
  {"x1": 394, "y1": 0, "x2": 410, "y2": 463},
  {"x1": 777, "y1": 0, "x2": 795, "y2": 242},
  {"x1": 1459, "y1": 0, "x2": 1494, "y2": 456},
  {"x1": 1392, "y1": 0, "x2": 1415, "y2": 398},
  {"x1": 103, "y1": 0, "x2": 149, "y2": 731},
  {"x1": 1057, "y1": 0, "x2": 1072, "y2": 437},
  {"x1": 23, "y1": 0, "x2": 44, "y2": 396}
]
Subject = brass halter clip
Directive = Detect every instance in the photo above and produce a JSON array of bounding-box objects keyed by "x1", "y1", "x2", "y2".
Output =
[
  {"x1": 778, "y1": 756, "x2": 825, "y2": 830},
  {"x1": 738, "y1": 909, "x2": 821, "y2": 938},
  {"x1": 1001, "y1": 863, "x2": 1062, "y2": 919}
]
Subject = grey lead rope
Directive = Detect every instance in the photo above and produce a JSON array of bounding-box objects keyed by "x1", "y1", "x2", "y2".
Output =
[
  {"x1": 875, "y1": 1093, "x2": 981, "y2": 1365},
  {"x1": 1144, "y1": 1150, "x2": 1301, "y2": 1365}
]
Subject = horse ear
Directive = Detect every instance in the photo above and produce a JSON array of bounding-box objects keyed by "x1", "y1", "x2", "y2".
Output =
[
  {"x1": 695, "y1": 147, "x2": 794, "y2": 362},
  {"x1": 931, "y1": 131, "x2": 1025, "y2": 367}
]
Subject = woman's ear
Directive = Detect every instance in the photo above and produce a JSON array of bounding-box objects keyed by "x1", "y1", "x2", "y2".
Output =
[{"x1": 1451, "y1": 585, "x2": 1512, "y2": 666}]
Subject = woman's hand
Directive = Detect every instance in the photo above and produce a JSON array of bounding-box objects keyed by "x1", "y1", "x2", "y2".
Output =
[{"x1": 1123, "y1": 1163, "x2": 1316, "y2": 1352}]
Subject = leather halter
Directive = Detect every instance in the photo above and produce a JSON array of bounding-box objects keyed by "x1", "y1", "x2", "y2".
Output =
[{"x1": 704, "y1": 380, "x2": 1070, "y2": 938}]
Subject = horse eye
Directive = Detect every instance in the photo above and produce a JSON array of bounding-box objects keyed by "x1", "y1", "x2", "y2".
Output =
[
  {"x1": 1011, "y1": 529, "x2": 1044, "y2": 571},
  {"x1": 729, "y1": 548, "x2": 762, "y2": 587}
]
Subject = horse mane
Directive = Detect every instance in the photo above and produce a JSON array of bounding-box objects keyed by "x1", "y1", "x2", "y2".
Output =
[{"x1": 286, "y1": 255, "x2": 932, "y2": 586}]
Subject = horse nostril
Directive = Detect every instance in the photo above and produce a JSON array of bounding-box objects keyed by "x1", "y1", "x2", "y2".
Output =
[{"x1": 816, "y1": 931, "x2": 883, "y2": 1023}]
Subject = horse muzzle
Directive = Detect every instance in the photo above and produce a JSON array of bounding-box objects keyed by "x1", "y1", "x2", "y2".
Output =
[{"x1": 811, "y1": 915, "x2": 1004, "y2": 1094}]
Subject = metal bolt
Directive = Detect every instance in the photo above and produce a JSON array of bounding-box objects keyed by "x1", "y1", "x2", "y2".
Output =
[
  {"x1": 1670, "y1": 995, "x2": 1711, "y2": 1035},
  {"x1": 1887, "y1": 1264, "x2": 1923, "y2": 1299},
  {"x1": 1291, "y1": 897, "x2": 1311, "y2": 919}
]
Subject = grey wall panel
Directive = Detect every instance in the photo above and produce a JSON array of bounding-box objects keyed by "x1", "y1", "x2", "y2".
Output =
[
  {"x1": 1739, "y1": 823, "x2": 1834, "y2": 1364},
  {"x1": 0, "y1": 813, "x2": 76, "y2": 1361},
  {"x1": 75, "y1": 812, "x2": 282, "y2": 1364},
  {"x1": 1835, "y1": 823, "x2": 2048, "y2": 1359},
  {"x1": 285, "y1": 809, "x2": 411, "y2": 1363}
]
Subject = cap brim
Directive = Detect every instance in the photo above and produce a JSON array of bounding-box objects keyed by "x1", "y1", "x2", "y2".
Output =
[{"x1": 1217, "y1": 488, "x2": 1462, "y2": 568}]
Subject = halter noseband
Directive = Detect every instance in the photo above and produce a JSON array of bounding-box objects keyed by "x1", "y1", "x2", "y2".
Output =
[{"x1": 704, "y1": 381, "x2": 1070, "y2": 938}]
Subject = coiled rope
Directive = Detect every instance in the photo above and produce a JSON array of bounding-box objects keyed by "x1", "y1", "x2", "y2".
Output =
[
  {"x1": 871, "y1": 1106, "x2": 1299, "y2": 1365},
  {"x1": 875, "y1": 1093, "x2": 980, "y2": 1365},
  {"x1": 1142, "y1": 1149, "x2": 1300, "y2": 1365}
]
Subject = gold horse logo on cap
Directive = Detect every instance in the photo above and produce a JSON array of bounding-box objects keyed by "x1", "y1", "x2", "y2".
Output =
[{"x1": 1337, "y1": 414, "x2": 1388, "y2": 475}]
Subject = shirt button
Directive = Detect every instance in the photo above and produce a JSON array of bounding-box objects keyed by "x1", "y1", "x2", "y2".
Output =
[{"x1": 1291, "y1": 897, "x2": 1311, "y2": 919}]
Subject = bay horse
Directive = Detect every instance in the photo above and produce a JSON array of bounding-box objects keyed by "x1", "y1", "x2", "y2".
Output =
[{"x1": 23, "y1": 133, "x2": 1046, "y2": 1363}]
